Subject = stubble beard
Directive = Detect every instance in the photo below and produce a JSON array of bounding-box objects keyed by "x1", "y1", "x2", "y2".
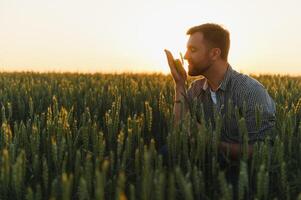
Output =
[
  {"x1": 188, "y1": 50, "x2": 213, "y2": 76},
  {"x1": 188, "y1": 60, "x2": 212, "y2": 76}
]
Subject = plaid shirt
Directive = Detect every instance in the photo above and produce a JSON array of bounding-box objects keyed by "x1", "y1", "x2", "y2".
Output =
[{"x1": 186, "y1": 65, "x2": 276, "y2": 144}]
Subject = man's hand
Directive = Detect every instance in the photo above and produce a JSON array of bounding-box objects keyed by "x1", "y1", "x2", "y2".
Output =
[
  {"x1": 219, "y1": 141, "x2": 254, "y2": 161},
  {"x1": 165, "y1": 49, "x2": 188, "y2": 124},
  {"x1": 164, "y1": 49, "x2": 187, "y2": 87}
]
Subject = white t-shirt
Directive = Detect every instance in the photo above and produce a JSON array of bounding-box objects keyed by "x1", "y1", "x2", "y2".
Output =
[{"x1": 209, "y1": 88, "x2": 217, "y2": 104}]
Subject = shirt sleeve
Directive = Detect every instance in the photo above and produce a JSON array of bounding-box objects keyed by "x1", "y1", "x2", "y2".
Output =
[
  {"x1": 186, "y1": 79, "x2": 206, "y2": 102},
  {"x1": 243, "y1": 85, "x2": 276, "y2": 144}
]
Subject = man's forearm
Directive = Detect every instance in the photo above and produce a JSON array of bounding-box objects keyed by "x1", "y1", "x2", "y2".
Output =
[
  {"x1": 173, "y1": 85, "x2": 187, "y2": 125},
  {"x1": 218, "y1": 141, "x2": 253, "y2": 160}
]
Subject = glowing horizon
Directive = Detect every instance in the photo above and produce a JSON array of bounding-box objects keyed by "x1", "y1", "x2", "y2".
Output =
[{"x1": 1, "y1": 0, "x2": 301, "y2": 75}]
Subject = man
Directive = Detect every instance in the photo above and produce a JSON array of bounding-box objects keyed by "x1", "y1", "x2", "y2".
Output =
[
  {"x1": 164, "y1": 23, "x2": 276, "y2": 198},
  {"x1": 164, "y1": 23, "x2": 275, "y2": 160}
]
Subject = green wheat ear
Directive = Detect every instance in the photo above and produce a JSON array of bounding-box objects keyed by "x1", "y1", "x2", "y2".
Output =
[
  {"x1": 180, "y1": 52, "x2": 184, "y2": 64},
  {"x1": 174, "y1": 59, "x2": 182, "y2": 70}
]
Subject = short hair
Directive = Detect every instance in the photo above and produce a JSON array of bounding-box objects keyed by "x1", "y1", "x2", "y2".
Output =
[{"x1": 186, "y1": 23, "x2": 230, "y2": 61}]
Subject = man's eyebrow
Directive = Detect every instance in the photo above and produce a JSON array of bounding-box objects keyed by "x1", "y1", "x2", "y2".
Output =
[{"x1": 186, "y1": 45, "x2": 197, "y2": 48}]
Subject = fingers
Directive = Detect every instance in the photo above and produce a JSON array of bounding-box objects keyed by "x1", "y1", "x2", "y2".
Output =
[
  {"x1": 164, "y1": 49, "x2": 178, "y2": 76},
  {"x1": 164, "y1": 49, "x2": 187, "y2": 83},
  {"x1": 164, "y1": 49, "x2": 175, "y2": 68},
  {"x1": 174, "y1": 59, "x2": 187, "y2": 79}
]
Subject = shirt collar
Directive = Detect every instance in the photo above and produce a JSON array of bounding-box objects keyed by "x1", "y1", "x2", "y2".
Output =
[
  {"x1": 202, "y1": 64, "x2": 233, "y2": 92},
  {"x1": 219, "y1": 64, "x2": 233, "y2": 91}
]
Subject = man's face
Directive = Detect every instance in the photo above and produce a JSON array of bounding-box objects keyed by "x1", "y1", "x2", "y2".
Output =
[{"x1": 184, "y1": 32, "x2": 213, "y2": 76}]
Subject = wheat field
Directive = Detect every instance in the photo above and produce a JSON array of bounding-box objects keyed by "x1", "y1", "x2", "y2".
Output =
[{"x1": 0, "y1": 72, "x2": 300, "y2": 200}]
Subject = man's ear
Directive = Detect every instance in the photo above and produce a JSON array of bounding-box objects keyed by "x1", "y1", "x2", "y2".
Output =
[{"x1": 210, "y1": 48, "x2": 221, "y2": 60}]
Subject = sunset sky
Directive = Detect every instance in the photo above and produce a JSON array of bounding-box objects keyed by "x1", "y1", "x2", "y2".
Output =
[{"x1": 0, "y1": 0, "x2": 300, "y2": 75}]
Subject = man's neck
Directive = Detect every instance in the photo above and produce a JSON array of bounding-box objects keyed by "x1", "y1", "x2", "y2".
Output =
[{"x1": 204, "y1": 61, "x2": 229, "y2": 92}]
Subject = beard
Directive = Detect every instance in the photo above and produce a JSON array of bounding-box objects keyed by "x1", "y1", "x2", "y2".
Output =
[{"x1": 188, "y1": 59, "x2": 213, "y2": 76}]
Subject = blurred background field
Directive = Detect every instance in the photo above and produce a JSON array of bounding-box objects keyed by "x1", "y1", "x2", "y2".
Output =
[{"x1": 0, "y1": 72, "x2": 300, "y2": 200}]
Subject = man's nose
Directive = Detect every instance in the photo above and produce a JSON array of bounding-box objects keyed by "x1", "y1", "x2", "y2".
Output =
[{"x1": 184, "y1": 51, "x2": 189, "y2": 60}]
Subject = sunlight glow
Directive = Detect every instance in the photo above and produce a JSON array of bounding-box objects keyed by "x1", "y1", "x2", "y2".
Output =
[{"x1": 0, "y1": 0, "x2": 300, "y2": 75}]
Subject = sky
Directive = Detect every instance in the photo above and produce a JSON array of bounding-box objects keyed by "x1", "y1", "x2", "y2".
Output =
[{"x1": 0, "y1": 0, "x2": 301, "y2": 75}]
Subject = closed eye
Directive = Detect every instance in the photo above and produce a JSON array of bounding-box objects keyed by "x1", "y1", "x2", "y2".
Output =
[
  {"x1": 189, "y1": 47, "x2": 197, "y2": 52},
  {"x1": 186, "y1": 45, "x2": 198, "y2": 53}
]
